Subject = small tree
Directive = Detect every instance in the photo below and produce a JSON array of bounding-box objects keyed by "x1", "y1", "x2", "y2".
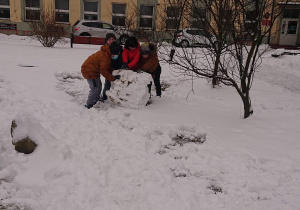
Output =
[
  {"x1": 27, "y1": 9, "x2": 70, "y2": 47},
  {"x1": 158, "y1": 0, "x2": 288, "y2": 118}
]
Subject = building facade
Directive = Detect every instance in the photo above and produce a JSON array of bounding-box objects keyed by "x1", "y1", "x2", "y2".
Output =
[
  {"x1": 0, "y1": 0, "x2": 159, "y2": 35},
  {"x1": 274, "y1": 0, "x2": 300, "y2": 45},
  {"x1": 0, "y1": 0, "x2": 299, "y2": 46}
]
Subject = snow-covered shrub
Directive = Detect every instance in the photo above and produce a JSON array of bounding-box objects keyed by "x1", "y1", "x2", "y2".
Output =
[
  {"x1": 11, "y1": 120, "x2": 37, "y2": 154},
  {"x1": 169, "y1": 125, "x2": 206, "y2": 146},
  {"x1": 171, "y1": 133, "x2": 206, "y2": 146},
  {"x1": 158, "y1": 125, "x2": 207, "y2": 154},
  {"x1": 14, "y1": 137, "x2": 37, "y2": 154}
]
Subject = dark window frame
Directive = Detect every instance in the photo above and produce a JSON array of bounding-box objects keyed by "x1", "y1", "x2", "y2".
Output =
[
  {"x1": 25, "y1": 0, "x2": 41, "y2": 21},
  {"x1": 139, "y1": 5, "x2": 154, "y2": 29},
  {"x1": 166, "y1": 6, "x2": 180, "y2": 30},
  {"x1": 84, "y1": 1, "x2": 99, "y2": 20},
  {"x1": 283, "y1": 9, "x2": 300, "y2": 19},
  {"x1": 0, "y1": 0, "x2": 10, "y2": 19},
  {"x1": 55, "y1": 0, "x2": 69, "y2": 23},
  {"x1": 112, "y1": 3, "x2": 126, "y2": 27},
  {"x1": 191, "y1": 7, "x2": 206, "y2": 28}
]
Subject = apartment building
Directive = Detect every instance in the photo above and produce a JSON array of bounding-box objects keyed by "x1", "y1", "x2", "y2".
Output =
[
  {"x1": 0, "y1": 0, "x2": 299, "y2": 46},
  {"x1": 0, "y1": 0, "x2": 158, "y2": 35}
]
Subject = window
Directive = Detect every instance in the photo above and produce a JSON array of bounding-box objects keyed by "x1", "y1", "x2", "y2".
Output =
[
  {"x1": 83, "y1": 22, "x2": 102, "y2": 28},
  {"x1": 244, "y1": 10, "x2": 257, "y2": 34},
  {"x1": 0, "y1": 0, "x2": 10, "y2": 19},
  {"x1": 245, "y1": 10, "x2": 256, "y2": 21},
  {"x1": 283, "y1": 9, "x2": 300, "y2": 19},
  {"x1": 244, "y1": 22, "x2": 256, "y2": 33},
  {"x1": 84, "y1": 1, "x2": 98, "y2": 20},
  {"x1": 82, "y1": 21, "x2": 114, "y2": 30},
  {"x1": 187, "y1": 29, "x2": 204, "y2": 36},
  {"x1": 191, "y1": 7, "x2": 206, "y2": 28},
  {"x1": 25, "y1": 0, "x2": 40, "y2": 21},
  {"x1": 102, "y1": 23, "x2": 114, "y2": 29},
  {"x1": 139, "y1": 5, "x2": 153, "y2": 29},
  {"x1": 222, "y1": 9, "x2": 232, "y2": 22},
  {"x1": 112, "y1": 3, "x2": 126, "y2": 27},
  {"x1": 287, "y1": 21, "x2": 298, "y2": 34},
  {"x1": 55, "y1": 0, "x2": 69, "y2": 23},
  {"x1": 166, "y1": 7, "x2": 180, "y2": 30}
]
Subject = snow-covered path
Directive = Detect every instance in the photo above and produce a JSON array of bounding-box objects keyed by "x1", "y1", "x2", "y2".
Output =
[{"x1": 257, "y1": 52, "x2": 300, "y2": 93}]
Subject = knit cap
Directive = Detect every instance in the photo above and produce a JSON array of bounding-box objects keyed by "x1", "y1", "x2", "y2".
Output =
[
  {"x1": 105, "y1": 33, "x2": 117, "y2": 43},
  {"x1": 109, "y1": 41, "x2": 122, "y2": 55},
  {"x1": 140, "y1": 43, "x2": 151, "y2": 55},
  {"x1": 125, "y1": 36, "x2": 139, "y2": 48}
]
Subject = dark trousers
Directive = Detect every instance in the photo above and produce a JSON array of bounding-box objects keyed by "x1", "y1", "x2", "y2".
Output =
[
  {"x1": 102, "y1": 79, "x2": 111, "y2": 97},
  {"x1": 152, "y1": 65, "x2": 162, "y2": 96}
]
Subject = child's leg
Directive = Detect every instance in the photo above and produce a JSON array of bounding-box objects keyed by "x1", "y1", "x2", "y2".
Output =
[
  {"x1": 101, "y1": 79, "x2": 111, "y2": 100},
  {"x1": 87, "y1": 78, "x2": 102, "y2": 106},
  {"x1": 153, "y1": 65, "x2": 162, "y2": 96}
]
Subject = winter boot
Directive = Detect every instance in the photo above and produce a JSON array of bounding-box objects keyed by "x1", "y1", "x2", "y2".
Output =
[{"x1": 85, "y1": 104, "x2": 93, "y2": 109}]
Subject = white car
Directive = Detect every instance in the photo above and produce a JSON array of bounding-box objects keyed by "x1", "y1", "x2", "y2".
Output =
[
  {"x1": 72, "y1": 20, "x2": 131, "y2": 44},
  {"x1": 175, "y1": 28, "x2": 216, "y2": 47}
]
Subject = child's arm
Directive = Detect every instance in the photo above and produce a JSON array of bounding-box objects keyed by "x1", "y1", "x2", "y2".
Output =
[
  {"x1": 128, "y1": 51, "x2": 141, "y2": 69},
  {"x1": 122, "y1": 49, "x2": 129, "y2": 64},
  {"x1": 141, "y1": 55, "x2": 159, "y2": 73},
  {"x1": 99, "y1": 51, "x2": 116, "y2": 81}
]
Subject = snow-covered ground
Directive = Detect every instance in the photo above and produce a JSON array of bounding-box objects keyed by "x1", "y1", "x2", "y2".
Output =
[{"x1": 0, "y1": 34, "x2": 300, "y2": 210}]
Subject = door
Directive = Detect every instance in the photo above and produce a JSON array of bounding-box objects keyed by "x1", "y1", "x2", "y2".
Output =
[{"x1": 279, "y1": 19, "x2": 299, "y2": 45}]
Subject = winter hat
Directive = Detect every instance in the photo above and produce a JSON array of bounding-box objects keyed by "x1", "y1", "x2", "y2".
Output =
[
  {"x1": 105, "y1": 33, "x2": 117, "y2": 43},
  {"x1": 125, "y1": 36, "x2": 138, "y2": 49},
  {"x1": 140, "y1": 43, "x2": 151, "y2": 55},
  {"x1": 109, "y1": 41, "x2": 122, "y2": 55}
]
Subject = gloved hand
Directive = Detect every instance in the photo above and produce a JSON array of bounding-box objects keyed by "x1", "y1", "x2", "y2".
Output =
[
  {"x1": 121, "y1": 63, "x2": 129, "y2": 69},
  {"x1": 136, "y1": 69, "x2": 143, "y2": 73},
  {"x1": 114, "y1": 75, "x2": 121, "y2": 80}
]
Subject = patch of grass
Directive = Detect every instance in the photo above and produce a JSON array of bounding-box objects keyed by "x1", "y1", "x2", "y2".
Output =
[
  {"x1": 161, "y1": 81, "x2": 171, "y2": 91},
  {"x1": 208, "y1": 185, "x2": 222, "y2": 194},
  {"x1": 0, "y1": 204, "x2": 21, "y2": 210},
  {"x1": 172, "y1": 133, "x2": 206, "y2": 146},
  {"x1": 158, "y1": 133, "x2": 206, "y2": 155}
]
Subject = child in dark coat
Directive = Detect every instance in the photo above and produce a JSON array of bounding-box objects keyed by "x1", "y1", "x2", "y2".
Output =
[
  {"x1": 139, "y1": 43, "x2": 162, "y2": 97},
  {"x1": 100, "y1": 33, "x2": 124, "y2": 101}
]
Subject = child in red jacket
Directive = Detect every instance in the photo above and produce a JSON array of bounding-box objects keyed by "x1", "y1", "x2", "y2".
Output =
[{"x1": 121, "y1": 36, "x2": 140, "y2": 71}]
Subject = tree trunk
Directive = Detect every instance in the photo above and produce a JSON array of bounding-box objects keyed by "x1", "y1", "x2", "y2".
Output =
[
  {"x1": 169, "y1": 49, "x2": 175, "y2": 61},
  {"x1": 212, "y1": 42, "x2": 222, "y2": 87},
  {"x1": 212, "y1": 53, "x2": 220, "y2": 87},
  {"x1": 232, "y1": 81, "x2": 253, "y2": 119},
  {"x1": 242, "y1": 94, "x2": 253, "y2": 118}
]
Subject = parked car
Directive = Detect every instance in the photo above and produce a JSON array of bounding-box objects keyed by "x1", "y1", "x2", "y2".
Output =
[
  {"x1": 72, "y1": 20, "x2": 132, "y2": 44},
  {"x1": 174, "y1": 28, "x2": 216, "y2": 48}
]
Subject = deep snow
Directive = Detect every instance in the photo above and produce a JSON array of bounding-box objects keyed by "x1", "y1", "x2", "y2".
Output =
[{"x1": 0, "y1": 34, "x2": 300, "y2": 210}]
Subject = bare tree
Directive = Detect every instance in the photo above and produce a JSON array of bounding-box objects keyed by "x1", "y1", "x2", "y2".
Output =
[
  {"x1": 107, "y1": 0, "x2": 155, "y2": 44},
  {"x1": 27, "y1": 7, "x2": 70, "y2": 47},
  {"x1": 158, "y1": 0, "x2": 288, "y2": 118}
]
